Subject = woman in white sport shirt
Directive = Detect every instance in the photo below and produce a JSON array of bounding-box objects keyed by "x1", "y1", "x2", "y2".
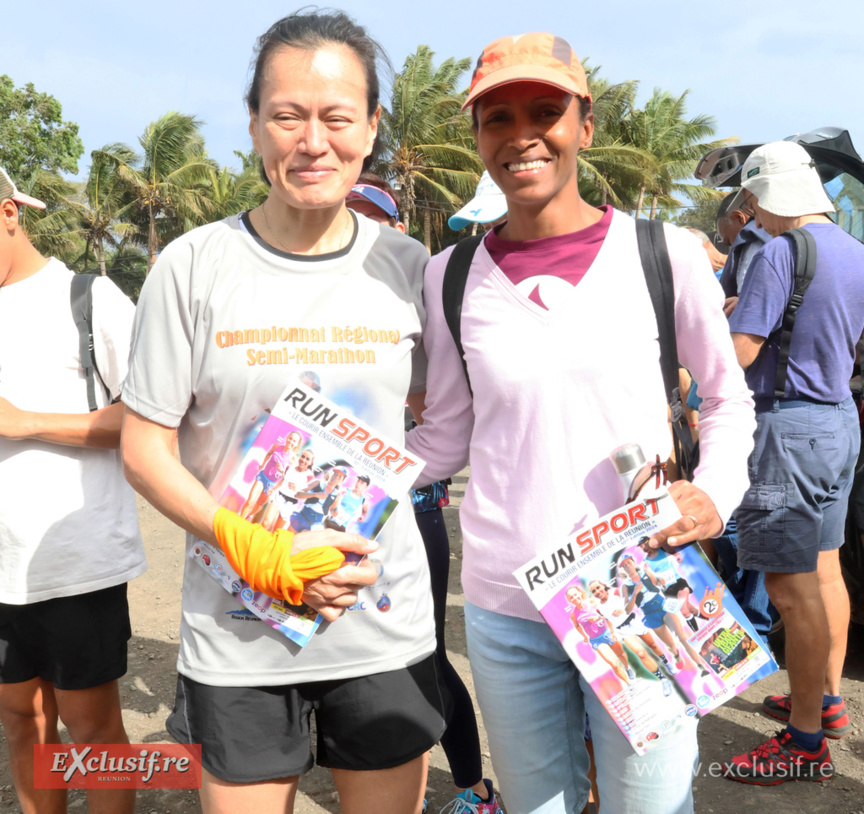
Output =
[{"x1": 120, "y1": 10, "x2": 443, "y2": 813}]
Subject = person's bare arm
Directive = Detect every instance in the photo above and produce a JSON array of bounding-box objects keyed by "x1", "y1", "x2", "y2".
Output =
[
  {"x1": 328, "y1": 492, "x2": 343, "y2": 517},
  {"x1": 121, "y1": 408, "x2": 220, "y2": 542},
  {"x1": 0, "y1": 397, "x2": 124, "y2": 449},
  {"x1": 570, "y1": 614, "x2": 589, "y2": 643},
  {"x1": 121, "y1": 408, "x2": 378, "y2": 620},
  {"x1": 731, "y1": 332, "x2": 766, "y2": 371}
]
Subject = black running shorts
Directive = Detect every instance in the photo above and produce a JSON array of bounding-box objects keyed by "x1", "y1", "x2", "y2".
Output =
[
  {"x1": 166, "y1": 653, "x2": 450, "y2": 782},
  {"x1": 0, "y1": 583, "x2": 131, "y2": 689}
]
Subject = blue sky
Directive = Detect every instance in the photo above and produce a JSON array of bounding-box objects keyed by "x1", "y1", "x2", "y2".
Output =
[{"x1": 4, "y1": 0, "x2": 863, "y2": 183}]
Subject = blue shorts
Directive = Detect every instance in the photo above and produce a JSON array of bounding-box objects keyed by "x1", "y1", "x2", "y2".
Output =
[
  {"x1": 737, "y1": 397, "x2": 859, "y2": 574},
  {"x1": 290, "y1": 505, "x2": 325, "y2": 532},
  {"x1": 588, "y1": 630, "x2": 615, "y2": 650},
  {"x1": 638, "y1": 594, "x2": 668, "y2": 629},
  {"x1": 255, "y1": 471, "x2": 279, "y2": 495}
]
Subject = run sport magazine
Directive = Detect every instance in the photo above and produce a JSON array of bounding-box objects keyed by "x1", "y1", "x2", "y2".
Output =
[
  {"x1": 514, "y1": 485, "x2": 777, "y2": 755},
  {"x1": 192, "y1": 379, "x2": 425, "y2": 646}
]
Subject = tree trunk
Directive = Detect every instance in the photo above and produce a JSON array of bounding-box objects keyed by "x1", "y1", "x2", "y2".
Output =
[
  {"x1": 402, "y1": 175, "x2": 413, "y2": 235},
  {"x1": 147, "y1": 203, "x2": 157, "y2": 274},
  {"x1": 97, "y1": 239, "x2": 107, "y2": 276},
  {"x1": 601, "y1": 185, "x2": 608, "y2": 206},
  {"x1": 649, "y1": 194, "x2": 658, "y2": 220},
  {"x1": 423, "y1": 208, "x2": 432, "y2": 253},
  {"x1": 635, "y1": 186, "x2": 645, "y2": 219}
]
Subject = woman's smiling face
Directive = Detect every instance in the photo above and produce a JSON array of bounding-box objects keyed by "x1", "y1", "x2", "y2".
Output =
[
  {"x1": 249, "y1": 44, "x2": 379, "y2": 212},
  {"x1": 474, "y1": 81, "x2": 592, "y2": 214}
]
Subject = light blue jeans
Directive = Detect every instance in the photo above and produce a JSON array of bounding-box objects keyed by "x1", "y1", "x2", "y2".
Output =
[{"x1": 465, "y1": 601, "x2": 698, "y2": 814}]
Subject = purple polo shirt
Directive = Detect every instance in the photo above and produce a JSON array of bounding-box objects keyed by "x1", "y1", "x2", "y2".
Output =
[{"x1": 729, "y1": 222, "x2": 864, "y2": 404}]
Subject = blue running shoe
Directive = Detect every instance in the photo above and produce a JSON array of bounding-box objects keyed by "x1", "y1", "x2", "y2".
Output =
[{"x1": 439, "y1": 779, "x2": 502, "y2": 814}]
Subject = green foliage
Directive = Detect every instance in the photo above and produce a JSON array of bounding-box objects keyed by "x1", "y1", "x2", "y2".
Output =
[
  {"x1": 376, "y1": 46, "x2": 483, "y2": 252},
  {"x1": 104, "y1": 247, "x2": 148, "y2": 302},
  {"x1": 623, "y1": 89, "x2": 729, "y2": 219},
  {"x1": 579, "y1": 64, "x2": 654, "y2": 208},
  {"x1": 207, "y1": 159, "x2": 269, "y2": 221},
  {"x1": 670, "y1": 197, "x2": 727, "y2": 235},
  {"x1": 94, "y1": 112, "x2": 218, "y2": 271},
  {"x1": 18, "y1": 169, "x2": 80, "y2": 258},
  {"x1": 6, "y1": 54, "x2": 734, "y2": 267},
  {"x1": 61, "y1": 144, "x2": 139, "y2": 275},
  {"x1": 0, "y1": 75, "x2": 84, "y2": 181}
]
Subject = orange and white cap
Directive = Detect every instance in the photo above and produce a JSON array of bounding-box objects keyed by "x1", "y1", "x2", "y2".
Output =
[
  {"x1": 0, "y1": 165, "x2": 46, "y2": 209},
  {"x1": 464, "y1": 33, "x2": 591, "y2": 110}
]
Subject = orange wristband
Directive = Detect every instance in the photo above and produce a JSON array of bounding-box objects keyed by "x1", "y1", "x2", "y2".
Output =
[{"x1": 213, "y1": 507, "x2": 345, "y2": 604}]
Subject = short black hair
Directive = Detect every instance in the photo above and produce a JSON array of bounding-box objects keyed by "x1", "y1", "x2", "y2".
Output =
[{"x1": 716, "y1": 191, "x2": 740, "y2": 222}]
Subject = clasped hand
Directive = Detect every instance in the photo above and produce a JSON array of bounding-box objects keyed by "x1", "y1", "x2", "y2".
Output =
[{"x1": 297, "y1": 529, "x2": 379, "y2": 622}]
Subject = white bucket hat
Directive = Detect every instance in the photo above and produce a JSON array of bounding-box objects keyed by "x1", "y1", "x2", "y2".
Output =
[
  {"x1": 741, "y1": 141, "x2": 834, "y2": 217},
  {"x1": 448, "y1": 171, "x2": 508, "y2": 230}
]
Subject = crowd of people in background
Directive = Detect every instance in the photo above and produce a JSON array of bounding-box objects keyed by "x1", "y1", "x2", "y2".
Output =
[{"x1": 1, "y1": 8, "x2": 862, "y2": 814}]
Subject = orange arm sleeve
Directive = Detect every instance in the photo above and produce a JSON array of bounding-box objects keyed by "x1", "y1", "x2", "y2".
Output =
[{"x1": 213, "y1": 507, "x2": 345, "y2": 605}]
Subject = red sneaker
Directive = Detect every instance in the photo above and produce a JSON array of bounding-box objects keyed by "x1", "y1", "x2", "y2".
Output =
[
  {"x1": 724, "y1": 730, "x2": 834, "y2": 785},
  {"x1": 762, "y1": 694, "x2": 852, "y2": 739}
]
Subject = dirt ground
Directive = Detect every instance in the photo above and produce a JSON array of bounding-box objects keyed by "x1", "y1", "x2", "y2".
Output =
[{"x1": 1, "y1": 471, "x2": 863, "y2": 813}]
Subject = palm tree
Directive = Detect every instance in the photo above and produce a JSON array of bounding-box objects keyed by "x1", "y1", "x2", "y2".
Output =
[
  {"x1": 206, "y1": 157, "x2": 268, "y2": 221},
  {"x1": 625, "y1": 90, "x2": 729, "y2": 219},
  {"x1": 64, "y1": 145, "x2": 138, "y2": 275},
  {"x1": 95, "y1": 112, "x2": 217, "y2": 272},
  {"x1": 17, "y1": 168, "x2": 80, "y2": 261},
  {"x1": 578, "y1": 66, "x2": 656, "y2": 209},
  {"x1": 376, "y1": 46, "x2": 483, "y2": 251}
]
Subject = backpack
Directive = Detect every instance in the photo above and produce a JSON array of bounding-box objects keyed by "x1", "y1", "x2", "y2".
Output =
[
  {"x1": 70, "y1": 273, "x2": 110, "y2": 412},
  {"x1": 769, "y1": 227, "x2": 817, "y2": 399}
]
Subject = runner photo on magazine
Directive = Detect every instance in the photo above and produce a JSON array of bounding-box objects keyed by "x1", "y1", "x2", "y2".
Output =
[
  {"x1": 514, "y1": 486, "x2": 777, "y2": 755},
  {"x1": 191, "y1": 378, "x2": 423, "y2": 646}
]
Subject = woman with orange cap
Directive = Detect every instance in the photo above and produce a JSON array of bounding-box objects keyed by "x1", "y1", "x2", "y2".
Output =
[{"x1": 408, "y1": 31, "x2": 756, "y2": 814}]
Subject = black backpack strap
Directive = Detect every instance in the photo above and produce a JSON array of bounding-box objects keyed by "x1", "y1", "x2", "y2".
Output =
[
  {"x1": 442, "y1": 234, "x2": 484, "y2": 396},
  {"x1": 70, "y1": 273, "x2": 101, "y2": 412},
  {"x1": 773, "y1": 227, "x2": 817, "y2": 399},
  {"x1": 635, "y1": 218, "x2": 698, "y2": 480}
]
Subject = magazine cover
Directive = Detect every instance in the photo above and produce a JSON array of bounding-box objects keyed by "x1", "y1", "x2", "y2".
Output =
[
  {"x1": 192, "y1": 378, "x2": 425, "y2": 646},
  {"x1": 513, "y1": 486, "x2": 778, "y2": 755}
]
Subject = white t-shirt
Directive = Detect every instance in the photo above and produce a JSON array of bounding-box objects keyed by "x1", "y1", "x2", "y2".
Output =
[
  {"x1": 123, "y1": 212, "x2": 436, "y2": 686},
  {"x1": 0, "y1": 259, "x2": 146, "y2": 604},
  {"x1": 278, "y1": 466, "x2": 315, "y2": 498},
  {"x1": 596, "y1": 588, "x2": 648, "y2": 635}
]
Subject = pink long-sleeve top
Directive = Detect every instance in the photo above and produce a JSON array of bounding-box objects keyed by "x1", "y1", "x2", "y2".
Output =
[{"x1": 407, "y1": 209, "x2": 755, "y2": 621}]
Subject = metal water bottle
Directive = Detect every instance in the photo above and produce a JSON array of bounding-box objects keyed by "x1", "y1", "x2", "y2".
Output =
[{"x1": 610, "y1": 443, "x2": 653, "y2": 503}]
